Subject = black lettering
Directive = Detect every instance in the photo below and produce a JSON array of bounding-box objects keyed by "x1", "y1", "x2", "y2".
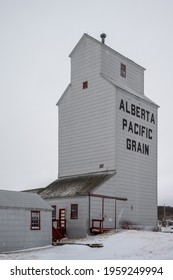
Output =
[
  {"x1": 35, "y1": 269, "x2": 41, "y2": 275},
  {"x1": 131, "y1": 104, "x2": 135, "y2": 115},
  {"x1": 119, "y1": 99, "x2": 125, "y2": 111},
  {"x1": 137, "y1": 142, "x2": 142, "y2": 153},
  {"x1": 141, "y1": 109, "x2": 145, "y2": 120},
  {"x1": 122, "y1": 118, "x2": 127, "y2": 130},
  {"x1": 136, "y1": 106, "x2": 140, "y2": 118},
  {"x1": 126, "y1": 138, "x2": 149, "y2": 155},
  {"x1": 126, "y1": 101, "x2": 130, "y2": 114},
  {"x1": 143, "y1": 144, "x2": 149, "y2": 155},
  {"x1": 126, "y1": 138, "x2": 131, "y2": 150},
  {"x1": 128, "y1": 121, "x2": 133, "y2": 133},
  {"x1": 120, "y1": 99, "x2": 155, "y2": 128},
  {"x1": 10, "y1": 269, "x2": 14, "y2": 276},
  {"x1": 149, "y1": 129, "x2": 152, "y2": 140},
  {"x1": 132, "y1": 140, "x2": 136, "y2": 151},
  {"x1": 65, "y1": 266, "x2": 71, "y2": 275},
  {"x1": 134, "y1": 123, "x2": 139, "y2": 134},
  {"x1": 141, "y1": 126, "x2": 145, "y2": 136},
  {"x1": 150, "y1": 113, "x2": 155, "y2": 124},
  {"x1": 146, "y1": 127, "x2": 149, "y2": 138},
  {"x1": 54, "y1": 269, "x2": 60, "y2": 275},
  {"x1": 146, "y1": 111, "x2": 150, "y2": 122}
]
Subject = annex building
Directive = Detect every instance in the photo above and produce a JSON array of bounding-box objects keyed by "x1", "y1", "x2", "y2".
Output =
[
  {"x1": 0, "y1": 190, "x2": 52, "y2": 252},
  {"x1": 35, "y1": 33, "x2": 159, "y2": 239}
]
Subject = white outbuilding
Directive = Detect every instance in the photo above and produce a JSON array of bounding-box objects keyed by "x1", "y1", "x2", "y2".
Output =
[{"x1": 0, "y1": 190, "x2": 52, "y2": 253}]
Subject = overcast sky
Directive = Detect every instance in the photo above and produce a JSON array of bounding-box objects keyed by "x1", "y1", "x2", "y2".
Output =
[{"x1": 0, "y1": 0, "x2": 173, "y2": 206}]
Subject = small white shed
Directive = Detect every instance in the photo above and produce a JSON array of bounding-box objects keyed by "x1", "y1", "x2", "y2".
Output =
[{"x1": 0, "y1": 189, "x2": 52, "y2": 253}]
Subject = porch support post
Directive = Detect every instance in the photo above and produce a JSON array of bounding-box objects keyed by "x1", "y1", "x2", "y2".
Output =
[
  {"x1": 115, "y1": 199, "x2": 117, "y2": 229},
  {"x1": 88, "y1": 195, "x2": 91, "y2": 231},
  {"x1": 102, "y1": 197, "x2": 104, "y2": 220}
]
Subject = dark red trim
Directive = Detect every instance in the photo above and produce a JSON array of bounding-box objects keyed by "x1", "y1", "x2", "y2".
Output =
[
  {"x1": 83, "y1": 81, "x2": 88, "y2": 89},
  {"x1": 120, "y1": 63, "x2": 126, "y2": 78},
  {"x1": 30, "y1": 210, "x2": 40, "y2": 230},
  {"x1": 51, "y1": 205, "x2": 56, "y2": 219},
  {"x1": 70, "y1": 204, "x2": 78, "y2": 219}
]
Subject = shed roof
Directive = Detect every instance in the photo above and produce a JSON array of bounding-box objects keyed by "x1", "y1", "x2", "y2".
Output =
[
  {"x1": 0, "y1": 189, "x2": 52, "y2": 210},
  {"x1": 35, "y1": 171, "x2": 115, "y2": 199},
  {"x1": 69, "y1": 33, "x2": 145, "y2": 71},
  {"x1": 101, "y1": 73, "x2": 159, "y2": 107}
]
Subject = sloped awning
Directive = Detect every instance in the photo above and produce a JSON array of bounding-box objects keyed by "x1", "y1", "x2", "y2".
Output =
[{"x1": 35, "y1": 171, "x2": 116, "y2": 199}]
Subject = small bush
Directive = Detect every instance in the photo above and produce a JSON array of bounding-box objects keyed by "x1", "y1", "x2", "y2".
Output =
[{"x1": 120, "y1": 220, "x2": 143, "y2": 230}]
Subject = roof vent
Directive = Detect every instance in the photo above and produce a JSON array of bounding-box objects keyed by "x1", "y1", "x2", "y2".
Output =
[{"x1": 100, "y1": 33, "x2": 107, "y2": 44}]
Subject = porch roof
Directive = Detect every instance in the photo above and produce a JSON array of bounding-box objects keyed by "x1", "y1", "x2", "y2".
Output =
[{"x1": 36, "y1": 171, "x2": 116, "y2": 199}]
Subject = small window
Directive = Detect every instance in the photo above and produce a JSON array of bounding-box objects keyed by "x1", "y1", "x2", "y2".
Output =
[
  {"x1": 31, "y1": 210, "x2": 40, "y2": 230},
  {"x1": 120, "y1": 63, "x2": 126, "y2": 78},
  {"x1": 83, "y1": 81, "x2": 88, "y2": 89},
  {"x1": 70, "y1": 204, "x2": 78, "y2": 219},
  {"x1": 52, "y1": 205, "x2": 56, "y2": 219}
]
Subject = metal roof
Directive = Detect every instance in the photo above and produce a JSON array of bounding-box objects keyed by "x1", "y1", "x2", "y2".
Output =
[
  {"x1": 101, "y1": 73, "x2": 159, "y2": 107},
  {"x1": 69, "y1": 33, "x2": 146, "y2": 71},
  {"x1": 36, "y1": 171, "x2": 116, "y2": 199},
  {"x1": 0, "y1": 189, "x2": 52, "y2": 210}
]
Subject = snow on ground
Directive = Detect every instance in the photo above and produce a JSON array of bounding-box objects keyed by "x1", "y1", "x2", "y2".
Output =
[{"x1": 0, "y1": 230, "x2": 173, "y2": 260}]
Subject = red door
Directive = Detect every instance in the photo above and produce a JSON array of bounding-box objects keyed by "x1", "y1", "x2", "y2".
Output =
[{"x1": 59, "y1": 208, "x2": 66, "y2": 228}]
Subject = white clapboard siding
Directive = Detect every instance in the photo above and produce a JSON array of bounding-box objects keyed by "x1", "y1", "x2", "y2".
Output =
[
  {"x1": 101, "y1": 47, "x2": 145, "y2": 95},
  {"x1": 57, "y1": 33, "x2": 158, "y2": 229},
  {"x1": 94, "y1": 87, "x2": 158, "y2": 227},
  {"x1": 47, "y1": 196, "x2": 89, "y2": 238},
  {"x1": 58, "y1": 35, "x2": 116, "y2": 177},
  {"x1": 115, "y1": 88, "x2": 158, "y2": 226}
]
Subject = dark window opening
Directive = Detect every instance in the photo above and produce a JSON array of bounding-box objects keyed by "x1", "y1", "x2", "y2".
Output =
[
  {"x1": 120, "y1": 63, "x2": 126, "y2": 78},
  {"x1": 31, "y1": 210, "x2": 40, "y2": 230},
  {"x1": 83, "y1": 81, "x2": 88, "y2": 89},
  {"x1": 71, "y1": 204, "x2": 78, "y2": 219},
  {"x1": 52, "y1": 205, "x2": 56, "y2": 219}
]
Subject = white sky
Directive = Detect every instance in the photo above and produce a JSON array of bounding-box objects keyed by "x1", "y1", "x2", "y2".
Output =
[{"x1": 0, "y1": 0, "x2": 173, "y2": 206}]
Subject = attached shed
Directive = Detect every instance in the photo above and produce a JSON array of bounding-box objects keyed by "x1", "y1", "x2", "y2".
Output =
[
  {"x1": 0, "y1": 190, "x2": 52, "y2": 253},
  {"x1": 35, "y1": 171, "x2": 127, "y2": 239}
]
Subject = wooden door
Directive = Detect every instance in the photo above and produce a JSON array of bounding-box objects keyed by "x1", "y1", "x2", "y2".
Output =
[{"x1": 59, "y1": 208, "x2": 66, "y2": 228}]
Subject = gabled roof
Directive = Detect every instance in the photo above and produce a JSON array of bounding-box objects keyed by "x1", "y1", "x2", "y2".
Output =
[
  {"x1": 0, "y1": 189, "x2": 52, "y2": 210},
  {"x1": 56, "y1": 33, "x2": 147, "y2": 107},
  {"x1": 101, "y1": 73, "x2": 159, "y2": 107},
  {"x1": 56, "y1": 83, "x2": 71, "y2": 106},
  {"x1": 69, "y1": 33, "x2": 145, "y2": 70},
  {"x1": 35, "y1": 171, "x2": 116, "y2": 199}
]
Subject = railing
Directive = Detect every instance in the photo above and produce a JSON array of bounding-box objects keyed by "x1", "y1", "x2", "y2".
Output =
[
  {"x1": 52, "y1": 219, "x2": 66, "y2": 241},
  {"x1": 52, "y1": 219, "x2": 66, "y2": 229}
]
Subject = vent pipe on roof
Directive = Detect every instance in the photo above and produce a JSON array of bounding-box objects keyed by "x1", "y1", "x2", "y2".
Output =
[{"x1": 100, "y1": 33, "x2": 107, "y2": 44}]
